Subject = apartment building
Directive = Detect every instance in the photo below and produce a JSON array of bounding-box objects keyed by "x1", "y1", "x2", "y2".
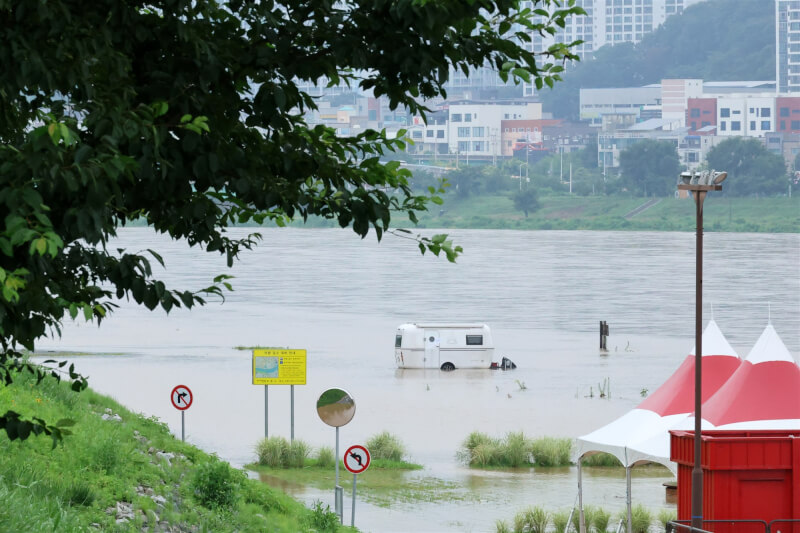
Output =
[
  {"x1": 777, "y1": 0, "x2": 800, "y2": 94},
  {"x1": 520, "y1": 0, "x2": 705, "y2": 96}
]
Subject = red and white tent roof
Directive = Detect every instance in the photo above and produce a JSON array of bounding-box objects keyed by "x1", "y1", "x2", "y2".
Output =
[
  {"x1": 702, "y1": 323, "x2": 800, "y2": 429},
  {"x1": 576, "y1": 320, "x2": 740, "y2": 471}
]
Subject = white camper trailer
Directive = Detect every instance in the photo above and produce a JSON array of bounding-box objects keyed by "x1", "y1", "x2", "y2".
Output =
[{"x1": 394, "y1": 323, "x2": 496, "y2": 370}]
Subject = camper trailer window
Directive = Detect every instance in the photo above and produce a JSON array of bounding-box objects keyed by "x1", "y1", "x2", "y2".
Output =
[
  {"x1": 395, "y1": 335, "x2": 402, "y2": 348},
  {"x1": 466, "y1": 335, "x2": 483, "y2": 345}
]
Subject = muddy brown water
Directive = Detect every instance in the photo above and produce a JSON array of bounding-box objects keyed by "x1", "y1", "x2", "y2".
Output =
[{"x1": 35, "y1": 228, "x2": 799, "y2": 532}]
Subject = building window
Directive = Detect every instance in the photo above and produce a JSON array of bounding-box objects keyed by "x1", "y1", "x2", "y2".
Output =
[
  {"x1": 451, "y1": 114, "x2": 462, "y2": 122},
  {"x1": 472, "y1": 127, "x2": 484, "y2": 137},
  {"x1": 731, "y1": 121, "x2": 741, "y2": 131},
  {"x1": 457, "y1": 141, "x2": 470, "y2": 152},
  {"x1": 426, "y1": 130, "x2": 433, "y2": 138},
  {"x1": 761, "y1": 121, "x2": 771, "y2": 130},
  {"x1": 437, "y1": 130, "x2": 444, "y2": 138},
  {"x1": 720, "y1": 122, "x2": 727, "y2": 131},
  {"x1": 720, "y1": 108, "x2": 730, "y2": 118},
  {"x1": 781, "y1": 107, "x2": 790, "y2": 117},
  {"x1": 750, "y1": 121, "x2": 756, "y2": 131},
  {"x1": 792, "y1": 120, "x2": 800, "y2": 130},
  {"x1": 465, "y1": 114, "x2": 472, "y2": 123},
  {"x1": 690, "y1": 109, "x2": 700, "y2": 118},
  {"x1": 457, "y1": 127, "x2": 470, "y2": 137},
  {"x1": 412, "y1": 131, "x2": 423, "y2": 139},
  {"x1": 781, "y1": 120, "x2": 786, "y2": 130},
  {"x1": 701, "y1": 121, "x2": 710, "y2": 128},
  {"x1": 761, "y1": 108, "x2": 771, "y2": 117},
  {"x1": 691, "y1": 121, "x2": 697, "y2": 130}
]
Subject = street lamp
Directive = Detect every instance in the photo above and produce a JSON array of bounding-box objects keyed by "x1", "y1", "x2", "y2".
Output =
[{"x1": 677, "y1": 169, "x2": 727, "y2": 532}]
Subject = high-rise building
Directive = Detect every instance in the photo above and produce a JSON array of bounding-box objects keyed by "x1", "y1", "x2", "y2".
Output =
[
  {"x1": 519, "y1": 0, "x2": 705, "y2": 96},
  {"x1": 777, "y1": 0, "x2": 800, "y2": 94}
]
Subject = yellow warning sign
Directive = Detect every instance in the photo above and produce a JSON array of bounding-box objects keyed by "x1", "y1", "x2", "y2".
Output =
[{"x1": 252, "y1": 349, "x2": 307, "y2": 385}]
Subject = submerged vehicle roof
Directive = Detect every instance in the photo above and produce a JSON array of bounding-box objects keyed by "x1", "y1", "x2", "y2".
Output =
[{"x1": 397, "y1": 323, "x2": 490, "y2": 329}]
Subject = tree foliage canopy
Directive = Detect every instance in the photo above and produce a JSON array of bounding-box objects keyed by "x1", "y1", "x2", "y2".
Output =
[
  {"x1": 0, "y1": 0, "x2": 584, "y2": 442},
  {"x1": 618, "y1": 140, "x2": 681, "y2": 197},
  {"x1": 705, "y1": 137, "x2": 788, "y2": 197}
]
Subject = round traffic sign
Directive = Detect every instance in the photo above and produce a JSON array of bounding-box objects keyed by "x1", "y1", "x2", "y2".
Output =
[
  {"x1": 343, "y1": 445, "x2": 370, "y2": 474},
  {"x1": 170, "y1": 385, "x2": 193, "y2": 410}
]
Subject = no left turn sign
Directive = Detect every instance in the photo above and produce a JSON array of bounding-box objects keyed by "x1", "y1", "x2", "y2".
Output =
[
  {"x1": 171, "y1": 385, "x2": 193, "y2": 410},
  {"x1": 343, "y1": 444, "x2": 371, "y2": 475}
]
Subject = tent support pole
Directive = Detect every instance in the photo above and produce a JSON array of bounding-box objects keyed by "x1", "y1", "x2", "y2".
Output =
[
  {"x1": 626, "y1": 466, "x2": 632, "y2": 533},
  {"x1": 578, "y1": 460, "x2": 585, "y2": 533}
]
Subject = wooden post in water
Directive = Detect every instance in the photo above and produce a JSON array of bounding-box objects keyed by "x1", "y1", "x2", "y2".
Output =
[{"x1": 599, "y1": 321, "x2": 609, "y2": 351}]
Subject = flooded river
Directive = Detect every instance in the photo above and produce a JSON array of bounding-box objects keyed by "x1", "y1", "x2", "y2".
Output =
[{"x1": 36, "y1": 228, "x2": 799, "y2": 532}]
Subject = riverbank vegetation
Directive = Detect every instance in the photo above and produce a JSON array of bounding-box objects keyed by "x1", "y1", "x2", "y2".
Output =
[
  {"x1": 0, "y1": 367, "x2": 354, "y2": 532},
  {"x1": 252, "y1": 432, "x2": 420, "y2": 471},
  {"x1": 496, "y1": 504, "x2": 676, "y2": 533},
  {"x1": 457, "y1": 432, "x2": 573, "y2": 468}
]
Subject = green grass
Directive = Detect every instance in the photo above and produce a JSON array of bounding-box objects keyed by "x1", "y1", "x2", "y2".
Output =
[
  {"x1": 581, "y1": 452, "x2": 623, "y2": 467},
  {"x1": 366, "y1": 431, "x2": 408, "y2": 462},
  {"x1": 251, "y1": 464, "x2": 461, "y2": 509},
  {"x1": 378, "y1": 193, "x2": 800, "y2": 233},
  {"x1": 0, "y1": 365, "x2": 356, "y2": 532},
  {"x1": 457, "y1": 431, "x2": 574, "y2": 468}
]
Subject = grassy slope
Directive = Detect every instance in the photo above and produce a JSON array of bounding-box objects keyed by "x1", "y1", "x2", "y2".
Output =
[
  {"x1": 0, "y1": 369, "x2": 354, "y2": 533},
  {"x1": 404, "y1": 194, "x2": 800, "y2": 233}
]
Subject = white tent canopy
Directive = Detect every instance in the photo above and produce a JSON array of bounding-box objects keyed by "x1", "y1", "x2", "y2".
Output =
[
  {"x1": 576, "y1": 319, "x2": 740, "y2": 471},
  {"x1": 575, "y1": 320, "x2": 740, "y2": 533},
  {"x1": 682, "y1": 323, "x2": 800, "y2": 431}
]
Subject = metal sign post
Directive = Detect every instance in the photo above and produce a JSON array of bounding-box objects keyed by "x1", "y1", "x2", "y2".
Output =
[
  {"x1": 316, "y1": 388, "x2": 356, "y2": 525},
  {"x1": 252, "y1": 348, "x2": 307, "y2": 441},
  {"x1": 264, "y1": 385, "x2": 269, "y2": 439},
  {"x1": 343, "y1": 444, "x2": 371, "y2": 529},
  {"x1": 291, "y1": 384, "x2": 294, "y2": 442},
  {"x1": 170, "y1": 385, "x2": 193, "y2": 442}
]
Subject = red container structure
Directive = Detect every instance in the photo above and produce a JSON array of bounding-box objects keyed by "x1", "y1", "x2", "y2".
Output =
[{"x1": 670, "y1": 430, "x2": 800, "y2": 533}]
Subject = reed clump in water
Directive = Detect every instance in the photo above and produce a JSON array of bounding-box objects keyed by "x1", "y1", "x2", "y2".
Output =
[
  {"x1": 458, "y1": 432, "x2": 573, "y2": 468},
  {"x1": 255, "y1": 436, "x2": 311, "y2": 468}
]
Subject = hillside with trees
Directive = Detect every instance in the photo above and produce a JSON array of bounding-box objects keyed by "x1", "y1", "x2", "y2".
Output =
[{"x1": 540, "y1": 0, "x2": 776, "y2": 120}]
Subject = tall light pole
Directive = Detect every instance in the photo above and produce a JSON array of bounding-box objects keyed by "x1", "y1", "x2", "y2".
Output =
[{"x1": 677, "y1": 169, "x2": 727, "y2": 532}]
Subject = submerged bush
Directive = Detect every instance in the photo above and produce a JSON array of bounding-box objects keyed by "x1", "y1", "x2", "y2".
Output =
[
  {"x1": 316, "y1": 446, "x2": 335, "y2": 468},
  {"x1": 366, "y1": 431, "x2": 407, "y2": 461},
  {"x1": 530, "y1": 437, "x2": 572, "y2": 467},
  {"x1": 512, "y1": 506, "x2": 549, "y2": 533},
  {"x1": 581, "y1": 452, "x2": 623, "y2": 467},
  {"x1": 255, "y1": 436, "x2": 310, "y2": 468},
  {"x1": 255, "y1": 436, "x2": 288, "y2": 467},
  {"x1": 504, "y1": 432, "x2": 531, "y2": 468},
  {"x1": 552, "y1": 510, "x2": 570, "y2": 533},
  {"x1": 657, "y1": 508, "x2": 677, "y2": 531},
  {"x1": 630, "y1": 504, "x2": 653, "y2": 533},
  {"x1": 594, "y1": 507, "x2": 611, "y2": 532},
  {"x1": 459, "y1": 432, "x2": 573, "y2": 468},
  {"x1": 496, "y1": 519, "x2": 512, "y2": 533}
]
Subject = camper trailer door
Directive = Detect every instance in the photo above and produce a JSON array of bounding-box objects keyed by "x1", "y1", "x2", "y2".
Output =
[{"x1": 424, "y1": 331, "x2": 440, "y2": 369}]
